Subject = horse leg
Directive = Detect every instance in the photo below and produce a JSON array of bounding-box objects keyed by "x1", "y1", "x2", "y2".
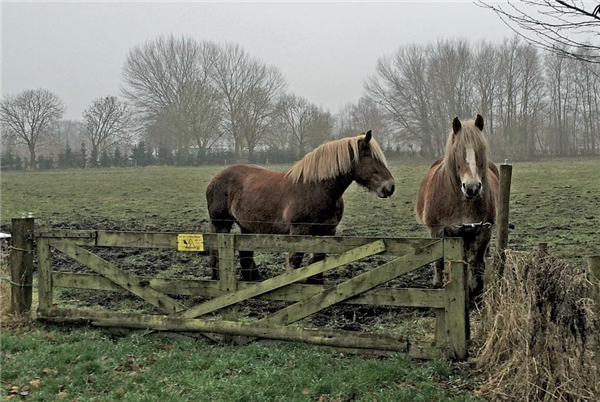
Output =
[
  {"x1": 239, "y1": 250, "x2": 261, "y2": 281},
  {"x1": 431, "y1": 228, "x2": 445, "y2": 288},
  {"x1": 287, "y1": 224, "x2": 306, "y2": 272},
  {"x1": 238, "y1": 227, "x2": 261, "y2": 281},
  {"x1": 287, "y1": 252, "x2": 304, "y2": 272},
  {"x1": 469, "y1": 232, "x2": 491, "y2": 306},
  {"x1": 208, "y1": 221, "x2": 234, "y2": 280},
  {"x1": 305, "y1": 253, "x2": 326, "y2": 284}
]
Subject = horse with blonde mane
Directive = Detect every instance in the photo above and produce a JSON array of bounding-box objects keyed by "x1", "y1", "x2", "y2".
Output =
[
  {"x1": 207, "y1": 130, "x2": 395, "y2": 282},
  {"x1": 415, "y1": 115, "x2": 499, "y2": 302}
]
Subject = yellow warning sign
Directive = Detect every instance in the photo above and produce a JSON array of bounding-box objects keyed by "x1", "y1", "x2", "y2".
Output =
[{"x1": 177, "y1": 234, "x2": 204, "y2": 252}]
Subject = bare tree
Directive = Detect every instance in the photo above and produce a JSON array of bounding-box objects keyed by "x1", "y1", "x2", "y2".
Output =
[
  {"x1": 365, "y1": 44, "x2": 438, "y2": 155},
  {"x1": 473, "y1": 41, "x2": 501, "y2": 135},
  {"x1": 279, "y1": 94, "x2": 332, "y2": 157},
  {"x1": 82, "y1": 96, "x2": 133, "y2": 165},
  {"x1": 479, "y1": 0, "x2": 600, "y2": 63},
  {"x1": 212, "y1": 44, "x2": 286, "y2": 161},
  {"x1": 157, "y1": 83, "x2": 224, "y2": 160},
  {"x1": 0, "y1": 88, "x2": 65, "y2": 169},
  {"x1": 335, "y1": 103, "x2": 360, "y2": 139},
  {"x1": 121, "y1": 35, "x2": 220, "y2": 155}
]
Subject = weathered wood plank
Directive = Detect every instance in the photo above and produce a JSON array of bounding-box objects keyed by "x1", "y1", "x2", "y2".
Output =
[
  {"x1": 10, "y1": 218, "x2": 35, "y2": 314},
  {"x1": 496, "y1": 164, "x2": 512, "y2": 273},
  {"x1": 443, "y1": 238, "x2": 468, "y2": 361},
  {"x1": 434, "y1": 309, "x2": 446, "y2": 346},
  {"x1": 232, "y1": 234, "x2": 438, "y2": 255},
  {"x1": 35, "y1": 230, "x2": 97, "y2": 246},
  {"x1": 217, "y1": 235, "x2": 237, "y2": 343},
  {"x1": 90, "y1": 231, "x2": 439, "y2": 254},
  {"x1": 408, "y1": 340, "x2": 445, "y2": 360},
  {"x1": 49, "y1": 239, "x2": 186, "y2": 314},
  {"x1": 260, "y1": 241, "x2": 444, "y2": 326},
  {"x1": 40, "y1": 307, "x2": 409, "y2": 353},
  {"x1": 179, "y1": 240, "x2": 386, "y2": 319},
  {"x1": 36, "y1": 238, "x2": 53, "y2": 314},
  {"x1": 96, "y1": 231, "x2": 177, "y2": 249},
  {"x1": 52, "y1": 272, "x2": 447, "y2": 308}
]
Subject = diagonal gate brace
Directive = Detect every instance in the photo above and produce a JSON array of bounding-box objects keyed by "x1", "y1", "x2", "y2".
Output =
[
  {"x1": 178, "y1": 240, "x2": 387, "y2": 319},
  {"x1": 50, "y1": 239, "x2": 187, "y2": 314},
  {"x1": 260, "y1": 241, "x2": 444, "y2": 326}
]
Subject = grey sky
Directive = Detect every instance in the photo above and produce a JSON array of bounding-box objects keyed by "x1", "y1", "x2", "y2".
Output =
[{"x1": 2, "y1": 1, "x2": 516, "y2": 120}]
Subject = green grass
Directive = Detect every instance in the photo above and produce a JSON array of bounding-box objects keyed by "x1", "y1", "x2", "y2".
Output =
[
  {"x1": 1, "y1": 157, "x2": 599, "y2": 401},
  {"x1": 2, "y1": 326, "x2": 476, "y2": 402},
  {"x1": 2, "y1": 158, "x2": 598, "y2": 259}
]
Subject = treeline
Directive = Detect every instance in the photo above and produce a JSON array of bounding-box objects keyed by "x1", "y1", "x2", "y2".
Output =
[
  {"x1": 0, "y1": 140, "x2": 313, "y2": 170},
  {"x1": 362, "y1": 37, "x2": 600, "y2": 159},
  {"x1": 2, "y1": 35, "x2": 599, "y2": 171}
]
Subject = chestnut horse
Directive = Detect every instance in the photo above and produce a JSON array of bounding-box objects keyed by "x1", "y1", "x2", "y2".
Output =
[
  {"x1": 207, "y1": 131, "x2": 395, "y2": 281},
  {"x1": 415, "y1": 115, "x2": 498, "y2": 302}
]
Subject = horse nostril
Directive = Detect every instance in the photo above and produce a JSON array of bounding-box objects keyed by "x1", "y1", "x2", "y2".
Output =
[
  {"x1": 389, "y1": 184, "x2": 395, "y2": 195},
  {"x1": 462, "y1": 183, "x2": 467, "y2": 189},
  {"x1": 476, "y1": 182, "x2": 482, "y2": 190}
]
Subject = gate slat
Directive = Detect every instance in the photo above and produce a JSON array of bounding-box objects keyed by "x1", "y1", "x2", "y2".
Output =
[
  {"x1": 50, "y1": 239, "x2": 187, "y2": 314},
  {"x1": 42, "y1": 307, "x2": 410, "y2": 353},
  {"x1": 260, "y1": 241, "x2": 444, "y2": 326},
  {"x1": 179, "y1": 240, "x2": 386, "y2": 319}
]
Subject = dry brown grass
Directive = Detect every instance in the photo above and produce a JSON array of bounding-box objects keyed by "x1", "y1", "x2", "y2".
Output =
[
  {"x1": 1, "y1": 239, "x2": 12, "y2": 319},
  {"x1": 0, "y1": 239, "x2": 34, "y2": 331},
  {"x1": 475, "y1": 249, "x2": 598, "y2": 401}
]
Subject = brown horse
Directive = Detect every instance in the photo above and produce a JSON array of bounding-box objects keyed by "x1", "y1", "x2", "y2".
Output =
[
  {"x1": 415, "y1": 115, "x2": 499, "y2": 302},
  {"x1": 206, "y1": 131, "x2": 395, "y2": 281}
]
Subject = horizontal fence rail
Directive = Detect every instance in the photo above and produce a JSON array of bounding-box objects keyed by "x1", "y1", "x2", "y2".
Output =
[{"x1": 35, "y1": 230, "x2": 442, "y2": 254}]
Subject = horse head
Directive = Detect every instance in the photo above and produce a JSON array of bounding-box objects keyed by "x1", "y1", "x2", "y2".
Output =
[{"x1": 352, "y1": 130, "x2": 395, "y2": 198}]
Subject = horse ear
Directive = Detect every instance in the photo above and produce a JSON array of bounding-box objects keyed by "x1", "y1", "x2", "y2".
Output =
[
  {"x1": 475, "y1": 114, "x2": 484, "y2": 131},
  {"x1": 364, "y1": 130, "x2": 372, "y2": 144},
  {"x1": 452, "y1": 117, "x2": 462, "y2": 135}
]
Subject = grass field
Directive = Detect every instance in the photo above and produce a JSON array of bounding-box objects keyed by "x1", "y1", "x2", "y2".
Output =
[{"x1": 1, "y1": 157, "x2": 599, "y2": 401}]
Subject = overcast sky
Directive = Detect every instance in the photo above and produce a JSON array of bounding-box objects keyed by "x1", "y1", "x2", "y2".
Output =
[{"x1": 2, "y1": 1, "x2": 517, "y2": 120}]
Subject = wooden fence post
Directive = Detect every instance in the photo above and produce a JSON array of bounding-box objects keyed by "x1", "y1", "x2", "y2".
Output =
[
  {"x1": 36, "y1": 238, "x2": 53, "y2": 316},
  {"x1": 587, "y1": 256, "x2": 600, "y2": 367},
  {"x1": 496, "y1": 163, "x2": 512, "y2": 274},
  {"x1": 10, "y1": 218, "x2": 35, "y2": 314},
  {"x1": 218, "y1": 234, "x2": 238, "y2": 343},
  {"x1": 444, "y1": 237, "x2": 469, "y2": 360}
]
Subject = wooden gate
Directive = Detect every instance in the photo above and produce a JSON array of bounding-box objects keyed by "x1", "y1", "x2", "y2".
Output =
[{"x1": 34, "y1": 230, "x2": 469, "y2": 360}]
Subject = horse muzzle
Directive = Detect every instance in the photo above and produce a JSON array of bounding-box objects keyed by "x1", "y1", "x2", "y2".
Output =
[
  {"x1": 377, "y1": 180, "x2": 396, "y2": 198},
  {"x1": 462, "y1": 181, "x2": 482, "y2": 200}
]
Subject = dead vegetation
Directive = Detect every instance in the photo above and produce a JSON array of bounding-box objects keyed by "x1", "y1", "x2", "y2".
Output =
[
  {"x1": 0, "y1": 239, "x2": 34, "y2": 331},
  {"x1": 475, "y1": 249, "x2": 598, "y2": 401}
]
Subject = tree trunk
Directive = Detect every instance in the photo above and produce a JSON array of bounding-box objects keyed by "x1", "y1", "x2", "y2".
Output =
[
  {"x1": 247, "y1": 144, "x2": 255, "y2": 163},
  {"x1": 28, "y1": 144, "x2": 36, "y2": 171}
]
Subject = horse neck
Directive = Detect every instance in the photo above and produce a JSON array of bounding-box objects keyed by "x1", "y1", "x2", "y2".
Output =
[{"x1": 303, "y1": 173, "x2": 354, "y2": 200}]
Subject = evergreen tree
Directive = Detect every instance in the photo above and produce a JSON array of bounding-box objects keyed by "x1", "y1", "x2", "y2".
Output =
[
  {"x1": 99, "y1": 149, "x2": 112, "y2": 167},
  {"x1": 38, "y1": 155, "x2": 55, "y2": 170},
  {"x1": 14, "y1": 155, "x2": 23, "y2": 170},
  {"x1": 89, "y1": 147, "x2": 99, "y2": 168},
  {"x1": 132, "y1": 140, "x2": 151, "y2": 167},
  {"x1": 113, "y1": 147, "x2": 125, "y2": 167},
  {"x1": 64, "y1": 142, "x2": 75, "y2": 167},
  {"x1": 78, "y1": 142, "x2": 87, "y2": 168},
  {"x1": 1, "y1": 149, "x2": 15, "y2": 170},
  {"x1": 157, "y1": 142, "x2": 173, "y2": 165},
  {"x1": 57, "y1": 149, "x2": 66, "y2": 168}
]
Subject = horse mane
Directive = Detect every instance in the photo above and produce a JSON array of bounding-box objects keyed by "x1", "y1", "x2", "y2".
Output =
[
  {"x1": 286, "y1": 134, "x2": 387, "y2": 184},
  {"x1": 442, "y1": 118, "x2": 490, "y2": 185}
]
